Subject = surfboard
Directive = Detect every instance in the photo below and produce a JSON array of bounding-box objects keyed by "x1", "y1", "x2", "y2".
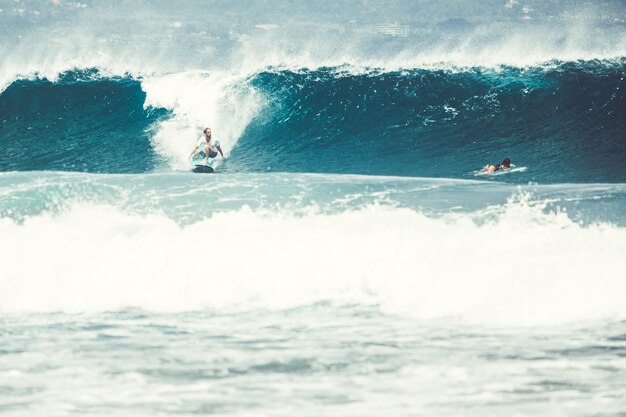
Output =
[{"x1": 190, "y1": 154, "x2": 215, "y2": 173}]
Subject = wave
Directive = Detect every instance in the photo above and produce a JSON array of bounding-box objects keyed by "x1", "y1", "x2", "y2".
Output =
[
  {"x1": 1, "y1": 170, "x2": 625, "y2": 324},
  {"x1": 0, "y1": 60, "x2": 624, "y2": 181},
  {"x1": 232, "y1": 60, "x2": 626, "y2": 182},
  {"x1": 1, "y1": 195, "x2": 625, "y2": 326},
  {"x1": 0, "y1": 71, "x2": 168, "y2": 173}
]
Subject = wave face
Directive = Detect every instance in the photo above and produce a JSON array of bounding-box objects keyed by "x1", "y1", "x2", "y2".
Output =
[
  {"x1": 0, "y1": 71, "x2": 167, "y2": 173},
  {"x1": 1, "y1": 62, "x2": 624, "y2": 181},
  {"x1": 231, "y1": 61, "x2": 626, "y2": 182}
]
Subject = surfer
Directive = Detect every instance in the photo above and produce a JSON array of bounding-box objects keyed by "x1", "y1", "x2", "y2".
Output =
[
  {"x1": 484, "y1": 158, "x2": 511, "y2": 173},
  {"x1": 190, "y1": 127, "x2": 224, "y2": 164}
]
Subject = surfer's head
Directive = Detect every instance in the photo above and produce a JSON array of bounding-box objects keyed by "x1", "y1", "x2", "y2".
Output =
[
  {"x1": 203, "y1": 127, "x2": 212, "y2": 137},
  {"x1": 502, "y1": 158, "x2": 511, "y2": 168}
]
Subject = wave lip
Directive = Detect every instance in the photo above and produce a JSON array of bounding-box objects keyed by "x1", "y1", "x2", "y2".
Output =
[{"x1": 0, "y1": 70, "x2": 167, "y2": 173}]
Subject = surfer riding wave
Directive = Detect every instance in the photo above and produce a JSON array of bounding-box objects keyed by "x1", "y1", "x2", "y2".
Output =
[{"x1": 190, "y1": 127, "x2": 224, "y2": 164}]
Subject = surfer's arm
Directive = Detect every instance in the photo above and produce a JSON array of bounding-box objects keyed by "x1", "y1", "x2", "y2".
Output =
[
  {"x1": 217, "y1": 145, "x2": 225, "y2": 158},
  {"x1": 189, "y1": 146, "x2": 199, "y2": 158}
]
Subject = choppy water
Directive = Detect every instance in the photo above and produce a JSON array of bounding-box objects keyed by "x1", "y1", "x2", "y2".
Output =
[
  {"x1": 2, "y1": 310, "x2": 626, "y2": 417},
  {"x1": 1, "y1": 0, "x2": 626, "y2": 415}
]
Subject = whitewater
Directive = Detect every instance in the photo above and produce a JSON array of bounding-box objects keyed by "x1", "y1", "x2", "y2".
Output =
[{"x1": 1, "y1": 0, "x2": 626, "y2": 416}]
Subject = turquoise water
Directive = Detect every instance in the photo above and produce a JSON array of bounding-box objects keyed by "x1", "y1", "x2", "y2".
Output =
[
  {"x1": 1, "y1": 0, "x2": 626, "y2": 415},
  {"x1": 2, "y1": 310, "x2": 626, "y2": 416},
  {"x1": 2, "y1": 63, "x2": 625, "y2": 182}
]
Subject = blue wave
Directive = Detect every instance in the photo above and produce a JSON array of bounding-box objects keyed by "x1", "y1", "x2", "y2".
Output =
[
  {"x1": 231, "y1": 60, "x2": 626, "y2": 182},
  {"x1": 0, "y1": 70, "x2": 167, "y2": 173},
  {"x1": 0, "y1": 61, "x2": 624, "y2": 182}
]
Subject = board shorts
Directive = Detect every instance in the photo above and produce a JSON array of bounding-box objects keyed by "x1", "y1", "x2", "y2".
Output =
[{"x1": 199, "y1": 150, "x2": 218, "y2": 159}]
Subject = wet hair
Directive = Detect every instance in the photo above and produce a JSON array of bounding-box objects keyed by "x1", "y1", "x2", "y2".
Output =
[{"x1": 502, "y1": 158, "x2": 511, "y2": 167}]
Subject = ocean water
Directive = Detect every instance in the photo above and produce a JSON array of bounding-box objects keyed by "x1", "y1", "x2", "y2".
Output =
[{"x1": 1, "y1": 0, "x2": 626, "y2": 415}]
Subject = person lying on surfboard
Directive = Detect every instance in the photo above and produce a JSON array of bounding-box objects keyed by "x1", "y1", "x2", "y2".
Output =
[
  {"x1": 189, "y1": 127, "x2": 224, "y2": 164},
  {"x1": 484, "y1": 158, "x2": 511, "y2": 173}
]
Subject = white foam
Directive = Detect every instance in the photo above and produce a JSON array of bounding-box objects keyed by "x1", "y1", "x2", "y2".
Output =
[
  {"x1": 1, "y1": 201, "x2": 625, "y2": 326},
  {"x1": 141, "y1": 71, "x2": 262, "y2": 169}
]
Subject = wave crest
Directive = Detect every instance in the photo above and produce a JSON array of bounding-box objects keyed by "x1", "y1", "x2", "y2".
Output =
[
  {"x1": 1, "y1": 199, "x2": 625, "y2": 326},
  {"x1": 1, "y1": 61, "x2": 624, "y2": 182}
]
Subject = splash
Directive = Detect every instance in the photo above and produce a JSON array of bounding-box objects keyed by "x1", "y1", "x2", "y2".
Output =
[{"x1": 1, "y1": 199, "x2": 624, "y2": 326}]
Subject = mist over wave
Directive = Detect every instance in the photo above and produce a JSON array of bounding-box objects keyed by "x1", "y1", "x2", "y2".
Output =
[{"x1": 1, "y1": 0, "x2": 625, "y2": 90}]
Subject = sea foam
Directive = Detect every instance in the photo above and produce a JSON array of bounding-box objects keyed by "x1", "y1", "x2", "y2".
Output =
[{"x1": 1, "y1": 200, "x2": 624, "y2": 326}]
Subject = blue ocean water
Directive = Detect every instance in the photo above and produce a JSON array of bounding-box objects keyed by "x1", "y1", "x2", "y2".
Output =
[
  {"x1": 1, "y1": 0, "x2": 626, "y2": 415},
  {"x1": 2, "y1": 62, "x2": 625, "y2": 181}
]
